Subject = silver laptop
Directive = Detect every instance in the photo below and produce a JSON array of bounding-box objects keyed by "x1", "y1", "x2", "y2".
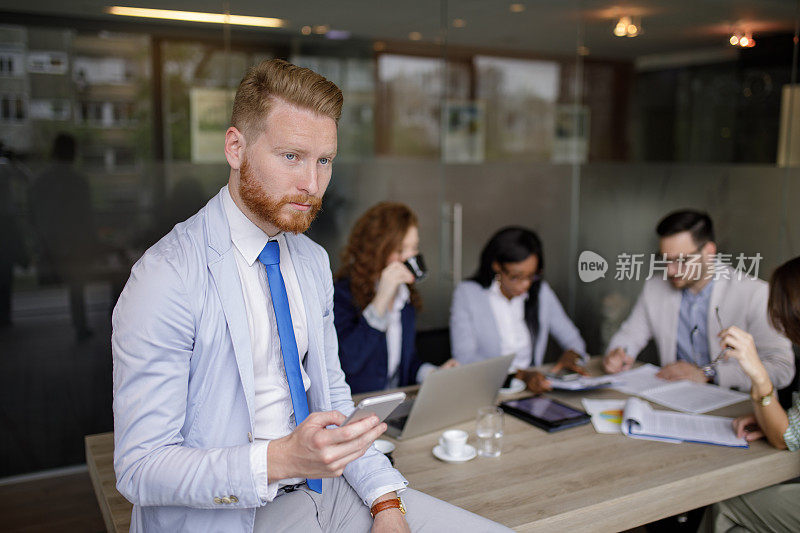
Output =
[{"x1": 385, "y1": 354, "x2": 515, "y2": 439}]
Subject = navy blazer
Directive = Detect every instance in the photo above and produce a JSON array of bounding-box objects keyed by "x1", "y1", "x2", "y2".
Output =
[{"x1": 334, "y1": 277, "x2": 421, "y2": 394}]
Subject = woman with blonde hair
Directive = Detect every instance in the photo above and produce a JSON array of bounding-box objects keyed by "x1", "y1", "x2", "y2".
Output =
[{"x1": 334, "y1": 202, "x2": 456, "y2": 394}]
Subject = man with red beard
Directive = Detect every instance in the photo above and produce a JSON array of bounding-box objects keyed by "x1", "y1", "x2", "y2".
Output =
[{"x1": 112, "y1": 59, "x2": 508, "y2": 533}]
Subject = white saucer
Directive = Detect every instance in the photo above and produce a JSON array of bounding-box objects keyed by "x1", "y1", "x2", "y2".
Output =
[
  {"x1": 500, "y1": 378, "x2": 525, "y2": 395},
  {"x1": 432, "y1": 444, "x2": 477, "y2": 463}
]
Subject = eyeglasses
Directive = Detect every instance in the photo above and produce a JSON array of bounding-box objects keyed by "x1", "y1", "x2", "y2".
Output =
[
  {"x1": 500, "y1": 268, "x2": 541, "y2": 284},
  {"x1": 660, "y1": 244, "x2": 705, "y2": 266},
  {"x1": 689, "y1": 306, "x2": 730, "y2": 373},
  {"x1": 707, "y1": 306, "x2": 732, "y2": 369}
]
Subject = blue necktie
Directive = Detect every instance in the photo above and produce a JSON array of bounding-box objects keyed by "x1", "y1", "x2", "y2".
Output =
[{"x1": 258, "y1": 240, "x2": 322, "y2": 494}]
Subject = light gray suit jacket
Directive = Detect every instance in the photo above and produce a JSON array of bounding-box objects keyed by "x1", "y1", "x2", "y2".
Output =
[
  {"x1": 607, "y1": 266, "x2": 795, "y2": 390},
  {"x1": 449, "y1": 280, "x2": 587, "y2": 368},
  {"x1": 112, "y1": 188, "x2": 405, "y2": 532}
]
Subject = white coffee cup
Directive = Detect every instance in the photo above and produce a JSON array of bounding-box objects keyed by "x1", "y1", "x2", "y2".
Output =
[{"x1": 439, "y1": 429, "x2": 469, "y2": 457}]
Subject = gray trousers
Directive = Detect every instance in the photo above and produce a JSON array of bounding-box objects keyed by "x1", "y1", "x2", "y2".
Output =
[
  {"x1": 699, "y1": 483, "x2": 800, "y2": 533},
  {"x1": 254, "y1": 477, "x2": 512, "y2": 532}
]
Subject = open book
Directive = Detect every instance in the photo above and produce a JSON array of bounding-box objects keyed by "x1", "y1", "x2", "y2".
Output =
[
  {"x1": 611, "y1": 364, "x2": 748, "y2": 414},
  {"x1": 621, "y1": 397, "x2": 748, "y2": 448}
]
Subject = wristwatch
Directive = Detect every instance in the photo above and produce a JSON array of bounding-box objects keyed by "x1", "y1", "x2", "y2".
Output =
[
  {"x1": 370, "y1": 496, "x2": 406, "y2": 518},
  {"x1": 701, "y1": 364, "x2": 716, "y2": 381}
]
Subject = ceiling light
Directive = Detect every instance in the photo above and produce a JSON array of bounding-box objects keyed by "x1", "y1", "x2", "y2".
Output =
[
  {"x1": 613, "y1": 15, "x2": 641, "y2": 38},
  {"x1": 509, "y1": 4, "x2": 525, "y2": 13},
  {"x1": 105, "y1": 6, "x2": 285, "y2": 28},
  {"x1": 313, "y1": 25, "x2": 329, "y2": 35},
  {"x1": 614, "y1": 16, "x2": 630, "y2": 37},
  {"x1": 729, "y1": 29, "x2": 755, "y2": 48},
  {"x1": 453, "y1": 18, "x2": 466, "y2": 28},
  {"x1": 301, "y1": 25, "x2": 312, "y2": 35},
  {"x1": 408, "y1": 31, "x2": 422, "y2": 41}
]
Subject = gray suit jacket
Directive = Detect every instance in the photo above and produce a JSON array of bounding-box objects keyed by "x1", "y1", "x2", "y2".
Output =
[
  {"x1": 112, "y1": 188, "x2": 405, "y2": 532},
  {"x1": 607, "y1": 265, "x2": 795, "y2": 390},
  {"x1": 449, "y1": 280, "x2": 586, "y2": 368}
]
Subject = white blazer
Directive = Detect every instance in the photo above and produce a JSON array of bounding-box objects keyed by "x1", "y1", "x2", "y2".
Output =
[{"x1": 607, "y1": 265, "x2": 795, "y2": 390}]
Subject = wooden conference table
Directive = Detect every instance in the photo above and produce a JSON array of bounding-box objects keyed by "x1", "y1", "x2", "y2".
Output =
[{"x1": 86, "y1": 358, "x2": 800, "y2": 532}]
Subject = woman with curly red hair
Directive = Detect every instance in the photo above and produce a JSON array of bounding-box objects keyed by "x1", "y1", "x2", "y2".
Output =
[{"x1": 334, "y1": 202, "x2": 456, "y2": 394}]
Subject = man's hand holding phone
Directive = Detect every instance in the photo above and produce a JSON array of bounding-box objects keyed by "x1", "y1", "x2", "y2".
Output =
[
  {"x1": 267, "y1": 410, "x2": 386, "y2": 481},
  {"x1": 267, "y1": 392, "x2": 405, "y2": 481}
]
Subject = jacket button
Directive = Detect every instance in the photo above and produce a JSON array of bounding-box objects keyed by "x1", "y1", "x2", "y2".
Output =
[
  {"x1": 221, "y1": 496, "x2": 232, "y2": 504},
  {"x1": 230, "y1": 495, "x2": 239, "y2": 503},
  {"x1": 213, "y1": 497, "x2": 222, "y2": 504},
  {"x1": 247, "y1": 432, "x2": 253, "y2": 442}
]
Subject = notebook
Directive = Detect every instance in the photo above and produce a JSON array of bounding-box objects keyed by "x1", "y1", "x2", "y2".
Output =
[
  {"x1": 621, "y1": 397, "x2": 748, "y2": 448},
  {"x1": 611, "y1": 364, "x2": 748, "y2": 414}
]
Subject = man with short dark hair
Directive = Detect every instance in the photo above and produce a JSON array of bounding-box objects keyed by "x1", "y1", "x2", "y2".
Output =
[
  {"x1": 112, "y1": 59, "x2": 509, "y2": 533},
  {"x1": 603, "y1": 209, "x2": 794, "y2": 390}
]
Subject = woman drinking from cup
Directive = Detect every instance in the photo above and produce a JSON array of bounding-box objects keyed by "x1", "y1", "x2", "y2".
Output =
[{"x1": 334, "y1": 202, "x2": 457, "y2": 394}]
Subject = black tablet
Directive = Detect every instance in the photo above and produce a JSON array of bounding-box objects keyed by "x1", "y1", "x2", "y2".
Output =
[{"x1": 499, "y1": 396, "x2": 591, "y2": 432}]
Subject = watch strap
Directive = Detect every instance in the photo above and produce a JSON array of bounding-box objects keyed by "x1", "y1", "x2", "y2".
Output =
[{"x1": 370, "y1": 497, "x2": 405, "y2": 518}]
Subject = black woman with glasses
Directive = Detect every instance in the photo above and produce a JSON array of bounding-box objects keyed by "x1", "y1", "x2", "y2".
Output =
[
  {"x1": 603, "y1": 209, "x2": 794, "y2": 391},
  {"x1": 449, "y1": 226, "x2": 588, "y2": 394}
]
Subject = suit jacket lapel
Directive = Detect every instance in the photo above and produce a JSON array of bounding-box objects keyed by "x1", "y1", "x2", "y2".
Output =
[
  {"x1": 481, "y1": 291, "x2": 503, "y2": 357},
  {"x1": 285, "y1": 234, "x2": 329, "y2": 412},
  {"x1": 661, "y1": 282, "x2": 682, "y2": 365},
  {"x1": 205, "y1": 190, "x2": 255, "y2": 425}
]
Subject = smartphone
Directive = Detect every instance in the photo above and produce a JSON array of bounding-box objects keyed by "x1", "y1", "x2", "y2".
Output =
[
  {"x1": 342, "y1": 391, "x2": 407, "y2": 426},
  {"x1": 545, "y1": 370, "x2": 581, "y2": 381}
]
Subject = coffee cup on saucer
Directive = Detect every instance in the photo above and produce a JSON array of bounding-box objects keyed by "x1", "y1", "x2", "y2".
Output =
[
  {"x1": 433, "y1": 429, "x2": 477, "y2": 463},
  {"x1": 439, "y1": 429, "x2": 468, "y2": 457}
]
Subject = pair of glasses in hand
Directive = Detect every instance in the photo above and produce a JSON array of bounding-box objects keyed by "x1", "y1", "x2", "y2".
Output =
[{"x1": 702, "y1": 306, "x2": 731, "y2": 372}]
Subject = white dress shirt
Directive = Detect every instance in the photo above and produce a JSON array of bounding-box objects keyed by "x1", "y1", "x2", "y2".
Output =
[
  {"x1": 385, "y1": 283, "x2": 409, "y2": 385},
  {"x1": 223, "y1": 187, "x2": 310, "y2": 501},
  {"x1": 488, "y1": 278, "x2": 533, "y2": 372},
  {"x1": 224, "y1": 187, "x2": 405, "y2": 507},
  {"x1": 363, "y1": 283, "x2": 436, "y2": 385}
]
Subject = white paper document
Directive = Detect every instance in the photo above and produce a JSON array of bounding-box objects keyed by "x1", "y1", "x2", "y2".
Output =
[
  {"x1": 550, "y1": 374, "x2": 615, "y2": 391},
  {"x1": 610, "y1": 364, "x2": 666, "y2": 395},
  {"x1": 638, "y1": 380, "x2": 748, "y2": 414},
  {"x1": 610, "y1": 364, "x2": 748, "y2": 413},
  {"x1": 621, "y1": 397, "x2": 747, "y2": 448}
]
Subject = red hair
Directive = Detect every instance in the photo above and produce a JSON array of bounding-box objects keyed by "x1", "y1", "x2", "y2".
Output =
[{"x1": 336, "y1": 202, "x2": 421, "y2": 311}]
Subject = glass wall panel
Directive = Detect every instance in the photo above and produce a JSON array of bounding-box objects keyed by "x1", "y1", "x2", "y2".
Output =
[{"x1": 2, "y1": 0, "x2": 799, "y2": 482}]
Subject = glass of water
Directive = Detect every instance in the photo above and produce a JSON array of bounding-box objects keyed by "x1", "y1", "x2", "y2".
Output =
[{"x1": 476, "y1": 406, "x2": 504, "y2": 457}]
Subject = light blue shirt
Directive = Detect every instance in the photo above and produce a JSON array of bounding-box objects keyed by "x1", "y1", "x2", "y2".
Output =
[{"x1": 676, "y1": 279, "x2": 715, "y2": 367}]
